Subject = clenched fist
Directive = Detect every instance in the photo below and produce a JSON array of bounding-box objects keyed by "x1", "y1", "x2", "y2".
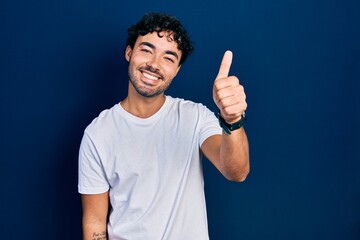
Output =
[{"x1": 213, "y1": 51, "x2": 247, "y2": 124}]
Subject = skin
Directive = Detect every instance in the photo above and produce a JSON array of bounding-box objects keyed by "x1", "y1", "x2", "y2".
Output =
[
  {"x1": 206, "y1": 50, "x2": 249, "y2": 181},
  {"x1": 81, "y1": 31, "x2": 249, "y2": 239},
  {"x1": 122, "y1": 31, "x2": 182, "y2": 118},
  {"x1": 82, "y1": 192, "x2": 108, "y2": 240}
]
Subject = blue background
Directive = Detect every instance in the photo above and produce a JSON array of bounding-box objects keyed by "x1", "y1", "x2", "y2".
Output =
[{"x1": 1, "y1": 0, "x2": 359, "y2": 239}]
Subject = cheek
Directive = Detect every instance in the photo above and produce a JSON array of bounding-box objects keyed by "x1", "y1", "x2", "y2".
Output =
[
  {"x1": 129, "y1": 58, "x2": 144, "y2": 72},
  {"x1": 130, "y1": 52, "x2": 146, "y2": 64},
  {"x1": 164, "y1": 65, "x2": 179, "y2": 78}
]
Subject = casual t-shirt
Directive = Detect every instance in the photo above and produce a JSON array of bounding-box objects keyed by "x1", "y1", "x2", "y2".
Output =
[{"x1": 78, "y1": 96, "x2": 222, "y2": 239}]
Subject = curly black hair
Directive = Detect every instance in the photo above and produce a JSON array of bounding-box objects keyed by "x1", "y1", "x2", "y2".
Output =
[{"x1": 126, "y1": 12, "x2": 194, "y2": 65}]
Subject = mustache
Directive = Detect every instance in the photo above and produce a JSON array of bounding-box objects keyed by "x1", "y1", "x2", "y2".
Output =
[{"x1": 139, "y1": 66, "x2": 164, "y2": 79}]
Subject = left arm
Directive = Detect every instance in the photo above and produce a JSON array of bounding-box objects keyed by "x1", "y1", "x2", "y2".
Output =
[
  {"x1": 201, "y1": 127, "x2": 249, "y2": 182},
  {"x1": 201, "y1": 50, "x2": 250, "y2": 182}
]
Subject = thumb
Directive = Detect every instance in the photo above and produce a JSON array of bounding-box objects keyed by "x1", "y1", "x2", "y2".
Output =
[{"x1": 215, "y1": 50, "x2": 233, "y2": 80}]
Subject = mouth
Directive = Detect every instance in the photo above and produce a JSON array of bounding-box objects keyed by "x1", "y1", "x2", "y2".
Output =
[
  {"x1": 142, "y1": 71, "x2": 160, "y2": 81},
  {"x1": 139, "y1": 69, "x2": 163, "y2": 85}
]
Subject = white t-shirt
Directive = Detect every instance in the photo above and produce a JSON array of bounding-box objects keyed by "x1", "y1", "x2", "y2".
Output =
[{"x1": 78, "y1": 96, "x2": 222, "y2": 239}]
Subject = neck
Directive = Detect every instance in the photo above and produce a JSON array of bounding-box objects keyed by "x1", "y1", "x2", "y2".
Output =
[{"x1": 121, "y1": 90, "x2": 166, "y2": 119}]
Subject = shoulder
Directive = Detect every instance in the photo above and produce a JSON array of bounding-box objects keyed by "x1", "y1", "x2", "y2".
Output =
[
  {"x1": 165, "y1": 96, "x2": 218, "y2": 129},
  {"x1": 84, "y1": 104, "x2": 119, "y2": 137},
  {"x1": 166, "y1": 96, "x2": 211, "y2": 114}
]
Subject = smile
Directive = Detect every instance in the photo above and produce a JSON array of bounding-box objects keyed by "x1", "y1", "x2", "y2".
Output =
[{"x1": 142, "y1": 72, "x2": 159, "y2": 80}]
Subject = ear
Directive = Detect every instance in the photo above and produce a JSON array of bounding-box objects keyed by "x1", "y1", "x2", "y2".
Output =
[{"x1": 125, "y1": 45, "x2": 132, "y2": 62}]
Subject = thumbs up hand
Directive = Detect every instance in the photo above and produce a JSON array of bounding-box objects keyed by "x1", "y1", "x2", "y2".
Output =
[{"x1": 213, "y1": 51, "x2": 247, "y2": 124}]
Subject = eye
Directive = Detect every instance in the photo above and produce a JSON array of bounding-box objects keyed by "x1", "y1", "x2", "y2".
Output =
[
  {"x1": 140, "y1": 48, "x2": 151, "y2": 54},
  {"x1": 164, "y1": 57, "x2": 175, "y2": 63}
]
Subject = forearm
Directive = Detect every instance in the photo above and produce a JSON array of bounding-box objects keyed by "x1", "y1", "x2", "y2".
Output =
[
  {"x1": 83, "y1": 220, "x2": 107, "y2": 240},
  {"x1": 81, "y1": 192, "x2": 109, "y2": 240},
  {"x1": 220, "y1": 127, "x2": 250, "y2": 182}
]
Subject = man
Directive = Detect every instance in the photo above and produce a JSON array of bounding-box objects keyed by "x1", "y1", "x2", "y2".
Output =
[{"x1": 78, "y1": 12, "x2": 249, "y2": 240}]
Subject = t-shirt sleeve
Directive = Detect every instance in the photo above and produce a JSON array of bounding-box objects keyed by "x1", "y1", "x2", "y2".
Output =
[
  {"x1": 198, "y1": 105, "x2": 222, "y2": 147},
  {"x1": 78, "y1": 131, "x2": 110, "y2": 194}
]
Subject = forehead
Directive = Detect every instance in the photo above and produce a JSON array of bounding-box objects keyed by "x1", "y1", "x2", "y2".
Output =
[{"x1": 134, "y1": 32, "x2": 182, "y2": 55}]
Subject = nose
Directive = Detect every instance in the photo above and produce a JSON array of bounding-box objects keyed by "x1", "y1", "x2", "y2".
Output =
[{"x1": 146, "y1": 54, "x2": 161, "y2": 71}]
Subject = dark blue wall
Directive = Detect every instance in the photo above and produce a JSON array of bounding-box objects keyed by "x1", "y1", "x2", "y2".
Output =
[{"x1": 1, "y1": 0, "x2": 359, "y2": 239}]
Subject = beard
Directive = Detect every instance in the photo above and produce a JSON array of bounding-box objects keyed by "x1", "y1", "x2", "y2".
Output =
[{"x1": 128, "y1": 64, "x2": 172, "y2": 98}]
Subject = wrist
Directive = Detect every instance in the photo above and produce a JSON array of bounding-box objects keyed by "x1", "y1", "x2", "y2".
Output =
[{"x1": 218, "y1": 111, "x2": 246, "y2": 135}]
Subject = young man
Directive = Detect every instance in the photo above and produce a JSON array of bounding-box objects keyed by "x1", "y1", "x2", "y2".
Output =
[{"x1": 78, "y1": 12, "x2": 249, "y2": 240}]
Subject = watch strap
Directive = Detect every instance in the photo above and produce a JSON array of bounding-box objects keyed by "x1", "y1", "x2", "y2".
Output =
[{"x1": 218, "y1": 112, "x2": 247, "y2": 135}]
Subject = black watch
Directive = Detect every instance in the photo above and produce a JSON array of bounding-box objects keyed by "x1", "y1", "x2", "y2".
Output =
[{"x1": 218, "y1": 111, "x2": 247, "y2": 135}]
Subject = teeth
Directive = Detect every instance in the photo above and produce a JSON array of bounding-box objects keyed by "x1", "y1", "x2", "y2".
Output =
[{"x1": 143, "y1": 72, "x2": 159, "y2": 80}]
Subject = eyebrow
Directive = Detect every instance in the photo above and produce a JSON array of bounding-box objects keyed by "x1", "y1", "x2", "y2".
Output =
[{"x1": 139, "y1": 42, "x2": 179, "y2": 60}]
